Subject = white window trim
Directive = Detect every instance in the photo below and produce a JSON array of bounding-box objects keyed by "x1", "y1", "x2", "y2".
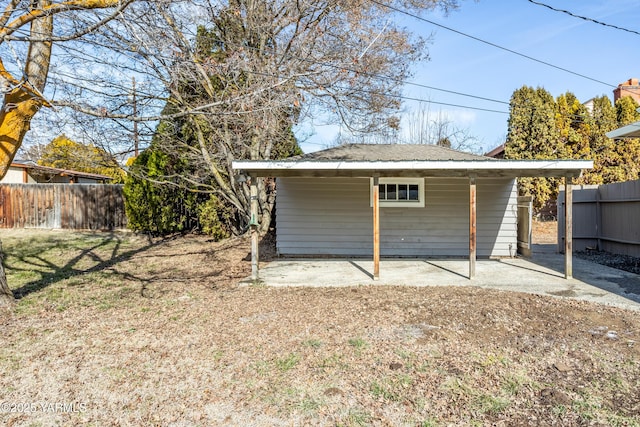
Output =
[{"x1": 370, "y1": 177, "x2": 425, "y2": 208}]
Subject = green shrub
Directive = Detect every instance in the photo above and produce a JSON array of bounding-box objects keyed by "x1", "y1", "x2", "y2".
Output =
[
  {"x1": 123, "y1": 149, "x2": 198, "y2": 235},
  {"x1": 196, "y1": 195, "x2": 231, "y2": 240}
]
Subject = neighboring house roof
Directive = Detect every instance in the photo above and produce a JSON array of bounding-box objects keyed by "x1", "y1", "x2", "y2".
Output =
[
  {"x1": 10, "y1": 160, "x2": 111, "y2": 181},
  {"x1": 483, "y1": 143, "x2": 505, "y2": 159},
  {"x1": 233, "y1": 143, "x2": 592, "y2": 178}
]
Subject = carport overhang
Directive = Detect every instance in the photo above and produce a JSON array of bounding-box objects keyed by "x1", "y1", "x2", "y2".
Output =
[
  {"x1": 606, "y1": 121, "x2": 640, "y2": 139},
  {"x1": 232, "y1": 159, "x2": 590, "y2": 179},
  {"x1": 233, "y1": 159, "x2": 593, "y2": 283}
]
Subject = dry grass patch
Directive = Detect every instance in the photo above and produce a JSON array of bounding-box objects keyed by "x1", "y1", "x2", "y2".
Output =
[{"x1": 0, "y1": 230, "x2": 639, "y2": 426}]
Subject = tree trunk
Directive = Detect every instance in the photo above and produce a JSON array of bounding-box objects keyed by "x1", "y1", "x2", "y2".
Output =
[
  {"x1": 0, "y1": 90, "x2": 43, "y2": 175},
  {"x1": 258, "y1": 178, "x2": 275, "y2": 234},
  {"x1": 0, "y1": 0, "x2": 54, "y2": 306},
  {"x1": 0, "y1": 240, "x2": 14, "y2": 308}
]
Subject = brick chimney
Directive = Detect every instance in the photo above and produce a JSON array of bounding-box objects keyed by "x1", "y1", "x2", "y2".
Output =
[{"x1": 613, "y1": 78, "x2": 640, "y2": 103}]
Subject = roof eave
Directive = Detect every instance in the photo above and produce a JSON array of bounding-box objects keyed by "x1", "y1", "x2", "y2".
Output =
[
  {"x1": 606, "y1": 121, "x2": 640, "y2": 139},
  {"x1": 233, "y1": 160, "x2": 593, "y2": 179},
  {"x1": 10, "y1": 162, "x2": 111, "y2": 180}
]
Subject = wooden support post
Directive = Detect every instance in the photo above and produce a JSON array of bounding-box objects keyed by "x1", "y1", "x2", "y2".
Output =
[
  {"x1": 595, "y1": 188, "x2": 602, "y2": 251},
  {"x1": 564, "y1": 176, "x2": 573, "y2": 279},
  {"x1": 469, "y1": 175, "x2": 477, "y2": 279},
  {"x1": 373, "y1": 176, "x2": 380, "y2": 280},
  {"x1": 250, "y1": 176, "x2": 260, "y2": 282}
]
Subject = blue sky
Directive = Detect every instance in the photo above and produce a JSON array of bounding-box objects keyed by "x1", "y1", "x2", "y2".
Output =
[{"x1": 297, "y1": 0, "x2": 640, "y2": 154}]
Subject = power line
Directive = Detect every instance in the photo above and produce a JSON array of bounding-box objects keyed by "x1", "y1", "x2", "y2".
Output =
[
  {"x1": 48, "y1": 44, "x2": 604, "y2": 120},
  {"x1": 2, "y1": 0, "x2": 511, "y2": 109},
  {"x1": 5, "y1": 2, "x2": 625, "y2": 120},
  {"x1": 2, "y1": 3, "x2": 511, "y2": 114},
  {"x1": 328, "y1": 65, "x2": 508, "y2": 105},
  {"x1": 368, "y1": 0, "x2": 616, "y2": 89},
  {"x1": 39, "y1": 33, "x2": 513, "y2": 115},
  {"x1": 332, "y1": 85, "x2": 508, "y2": 114},
  {"x1": 17, "y1": 22, "x2": 511, "y2": 108},
  {"x1": 527, "y1": 0, "x2": 640, "y2": 37},
  {"x1": 276, "y1": 47, "x2": 509, "y2": 105}
]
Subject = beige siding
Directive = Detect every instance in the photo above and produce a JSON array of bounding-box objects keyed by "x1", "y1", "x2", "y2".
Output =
[
  {"x1": 1, "y1": 167, "x2": 27, "y2": 184},
  {"x1": 276, "y1": 177, "x2": 517, "y2": 257}
]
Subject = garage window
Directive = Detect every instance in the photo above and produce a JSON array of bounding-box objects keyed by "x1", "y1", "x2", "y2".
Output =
[{"x1": 370, "y1": 178, "x2": 425, "y2": 207}]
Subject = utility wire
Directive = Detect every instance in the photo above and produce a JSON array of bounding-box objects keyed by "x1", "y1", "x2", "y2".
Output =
[
  {"x1": 1, "y1": 0, "x2": 510, "y2": 108},
  {"x1": 527, "y1": 0, "x2": 640, "y2": 37},
  {"x1": 6, "y1": 2, "x2": 577, "y2": 112},
  {"x1": 368, "y1": 0, "x2": 616, "y2": 89},
  {"x1": 10, "y1": 22, "x2": 510, "y2": 108},
  {"x1": 44, "y1": 46, "x2": 599, "y2": 120},
  {"x1": 332, "y1": 84, "x2": 508, "y2": 114},
  {"x1": 22, "y1": 31, "x2": 511, "y2": 115},
  {"x1": 4, "y1": 2, "x2": 624, "y2": 120}
]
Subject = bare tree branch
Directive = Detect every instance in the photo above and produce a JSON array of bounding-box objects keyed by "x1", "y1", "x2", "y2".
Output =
[
  {"x1": 3, "y1": 0, "x2": 134, "y2": 42},
  {"x1": 0, "y1": 0, "x2": 129, "y2": 46}
]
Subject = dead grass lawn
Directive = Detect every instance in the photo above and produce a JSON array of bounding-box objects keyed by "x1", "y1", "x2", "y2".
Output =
[{"x1": 0, "y1": 229, "x2": 638, "y2": 426}]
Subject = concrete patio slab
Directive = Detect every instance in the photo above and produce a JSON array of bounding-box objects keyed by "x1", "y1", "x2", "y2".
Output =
[{"x1": 248, "y1": 245, "x2": 640, "y2": 311}]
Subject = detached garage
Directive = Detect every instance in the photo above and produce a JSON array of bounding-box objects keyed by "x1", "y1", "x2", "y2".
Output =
[
  {"x1": 233, "y1": 144, "x2": 592, "y2": 281},
  {"x1": 275, "y1": 168, "x2": 516, "y2": 258}
]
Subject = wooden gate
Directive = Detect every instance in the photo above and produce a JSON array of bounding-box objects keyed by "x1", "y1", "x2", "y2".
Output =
[{"x1": 517, "y1": 195, "x2": 533, "y2": 257}]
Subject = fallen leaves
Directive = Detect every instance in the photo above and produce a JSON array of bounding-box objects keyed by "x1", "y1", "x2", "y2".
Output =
[{"x1": 0, "y1": 230, "x2": 639, "y2": 425}]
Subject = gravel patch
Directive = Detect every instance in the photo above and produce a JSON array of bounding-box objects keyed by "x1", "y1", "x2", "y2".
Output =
[{"x1": 576, "y1": 250, "x2": 640, "y2": 276}]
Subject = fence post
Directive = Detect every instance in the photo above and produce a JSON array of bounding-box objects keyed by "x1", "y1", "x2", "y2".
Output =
[
  {"x1": 564, "y1": 177, "x2": 573, "y2": 279},
  {"x1": 250, "y1": 176, "x2": 260, "y2": 282},
  {"x1": 469, "y1": 175, "x2": 477, "y2": 279},
  {"x1": 595, "y1": 187, "x2": 602, "y2": 251}
]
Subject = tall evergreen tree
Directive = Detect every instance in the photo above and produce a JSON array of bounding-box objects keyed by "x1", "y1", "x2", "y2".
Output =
[
  {"x1": 505, "y1": 86, "x2": 561, "y2": 212},
  {"x1": 555, "y1": 92, "x2": 590, "y2": 160},
  {"x1": 608, "y1": 97, "x2": 640, "y2": 182},
  {"x1": 579, "y1": 96, "x2": 617, "y2": 185},
  {"x1": 506, "y1": 86, "x2": 640, "y2": 212}
]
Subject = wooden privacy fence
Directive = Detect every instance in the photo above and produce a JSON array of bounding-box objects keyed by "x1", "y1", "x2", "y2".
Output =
[
  {"x1": 0, "y1": 184, "x2": 126, "y2": 230},
  {"x1": 558, "y1": 180, "x2": 640, "y2": 257}
]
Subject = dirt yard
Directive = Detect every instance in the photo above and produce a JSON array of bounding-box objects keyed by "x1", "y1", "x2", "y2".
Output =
[
  {"x1": 1, "y1": 229, "x2": 639, "y2": 426},
  {"x1": 532, "y1": 219, "x2": 558, "y2": 245}
]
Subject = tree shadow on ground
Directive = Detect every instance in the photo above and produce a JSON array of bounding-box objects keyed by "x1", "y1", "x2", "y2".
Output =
[{"x1": 6, "y1": 233, "x2": 175, "y2": 299}]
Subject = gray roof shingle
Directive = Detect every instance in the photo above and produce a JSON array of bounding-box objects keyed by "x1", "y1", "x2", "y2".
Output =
[{"x1": 290, "y1": 144, "x2": 495, "y2": 162}]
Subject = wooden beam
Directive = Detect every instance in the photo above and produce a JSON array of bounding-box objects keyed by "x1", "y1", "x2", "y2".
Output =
[
  {"x1": 234, "y1": 168, "x2": 586, "y2": 179},
  {"x1": 373, "y1": 176, "x2": 380, "y2": 280},
  {"x1": 564, "y1": 176, "x2": 573, "y2": 279},
  {"x1": 595, "y1": 188, "x2": 602, "y2": 251},
  {"x1": 250, "y1": 176, "x2": 260, "y2": 282},
  {"x1": 469, "y1": 175, "x2": 477, "y2": 279}
]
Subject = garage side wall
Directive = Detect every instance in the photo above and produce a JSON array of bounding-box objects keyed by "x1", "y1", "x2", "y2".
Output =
[{"x1": 275, "y1": 177, "x2": 517, "y2": 257}]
